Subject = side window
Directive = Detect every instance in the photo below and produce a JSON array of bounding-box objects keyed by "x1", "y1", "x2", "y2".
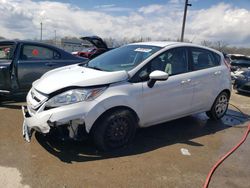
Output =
[
  {"x1": 131, "y1": 48, "x2": 188, "y2": 83},
  {"x1": 190, "y1": 48, "x2": 220, "y2": 71},
  {"x1": 162, "y1": 48, "x2": 188, "y2": 75},
  {"x1": 146, "y1": 47, "x2": 188, "y2": 76},
  {"x1": 0, "y1": 44, "x2": 15, "y2": 60},
  {"x1": 20, "y1": 45, "x2": 60, "y2": 60},
  {"x1": 213, "y1": 53, "x2": 221, "y2": 65}
]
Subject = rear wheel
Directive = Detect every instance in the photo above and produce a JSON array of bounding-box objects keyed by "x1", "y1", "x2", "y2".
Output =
[
  {"x1": 206, "y1": 91, "x2": 229, "y2": 120},
  {"x1": 93, "y1": 109, "x2": 137, "y2": 151}
]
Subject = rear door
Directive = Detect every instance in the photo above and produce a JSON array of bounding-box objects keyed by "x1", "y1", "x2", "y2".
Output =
[
  {"x1": 17, "y1": 43, "x2": 76, "y2": 91},
  {"x1": 188, "y1": 47, "x2": 223, "y2": 112}
]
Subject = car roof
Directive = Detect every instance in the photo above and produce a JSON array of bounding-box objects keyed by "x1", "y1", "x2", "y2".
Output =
[
  {"x1": 0, "y1": 39, "x2": 66, "y2": 52},
  {"x1": 0, "y1": 39, "x2": 53, "y2": 46},
  {"x1": 128, "y1": 41, "x2": 216, "y2": 50},
  {"x1": 227, "y1": 54, "x2": 246, "y2": 57},
  {"x1": 129, "y1": 41, "x2": 179, "y2": 47}
]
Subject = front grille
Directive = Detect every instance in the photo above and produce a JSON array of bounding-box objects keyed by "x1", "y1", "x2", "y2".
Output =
[
  {"x1": 33, "y1": 96, "x2": 41, "y2": 103},
  {"x1": 27, "y1": 88, "x2": 48, "y2": 114}
]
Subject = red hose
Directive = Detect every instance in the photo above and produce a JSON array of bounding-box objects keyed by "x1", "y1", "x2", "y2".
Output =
[{"x1": 203, "y1": 122, "x2": 250, "y2": 188}]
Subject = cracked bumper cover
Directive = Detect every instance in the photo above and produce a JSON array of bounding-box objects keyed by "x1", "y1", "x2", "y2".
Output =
[
  {"x1": 22, "y1": 106, "x2": 52, "y2": 134},
  {"x1": 21, "y1": 96, "x2": 108, "y2": 142},
  {"x1": 22, "y1": 88, "x2": 108, "y2": 142},
  {"x1": 22, "y1": 103, "x2": 89, "y2": 142}
]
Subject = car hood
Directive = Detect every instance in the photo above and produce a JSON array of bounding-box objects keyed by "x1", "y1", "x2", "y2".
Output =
[{"x1": 33, "y1": 64, "x2": 128, "y2": 94}]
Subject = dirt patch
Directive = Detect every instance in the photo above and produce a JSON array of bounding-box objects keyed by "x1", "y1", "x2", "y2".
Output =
[{"x1": 0, "y1": 166, "x2": 30, "y2": 188}]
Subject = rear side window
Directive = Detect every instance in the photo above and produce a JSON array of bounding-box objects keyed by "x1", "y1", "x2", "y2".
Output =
[
  {"x1": 21, "y1": 45, "x2": 60, "y2": 60},
  {"x1": 190, "y1": 48, "x2": 220, "y2": 71}
]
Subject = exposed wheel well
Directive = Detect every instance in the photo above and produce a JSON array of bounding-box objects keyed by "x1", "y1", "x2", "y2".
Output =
[{"x1": 90, "y1": 106, "x2": 140, "y2": 134}]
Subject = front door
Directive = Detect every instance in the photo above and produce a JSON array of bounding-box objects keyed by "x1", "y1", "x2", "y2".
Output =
[
  {"x1": 0, "y1": 42, "x2": 15, "y2": 92},
  {"x1": 138, "y1": 47, "x2": 194, "y2": 126}
]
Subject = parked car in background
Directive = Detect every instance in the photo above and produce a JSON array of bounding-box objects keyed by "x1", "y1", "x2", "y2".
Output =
[
  {"x1": 0, "y1": 40, "x2": 86, "y2": 98},
  {"x1": 72, "y1": 36, "x2": 110, "y2": 59},
  {"x1": 233, "y1": 68, "x2": 250, "y2": 93},
  {"x1": 22, "y1": 42, "x2": 231, "y2": 151},
  {"x1": 227, "y1": 54, "x2": 250, "y2": 71}
]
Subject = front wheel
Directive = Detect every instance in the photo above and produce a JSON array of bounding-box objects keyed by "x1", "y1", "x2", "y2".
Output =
[
  {"x1": 206, "y1": 91, "x2": 229, "y2": 120},
  {"x1": 92, "y1": 109, "x2": 137, "y2": 151}
]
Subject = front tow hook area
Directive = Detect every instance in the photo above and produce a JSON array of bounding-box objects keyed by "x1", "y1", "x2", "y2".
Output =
[{"x1": 22, "y1": 106, "x2": 33, "y2": 142}]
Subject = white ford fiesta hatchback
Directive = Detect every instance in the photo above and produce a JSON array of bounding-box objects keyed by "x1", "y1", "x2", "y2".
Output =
[{"x1": 22, "y1": 42, "x2": 231, "y2": 150}]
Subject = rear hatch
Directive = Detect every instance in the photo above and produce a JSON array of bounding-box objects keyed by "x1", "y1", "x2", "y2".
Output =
[{"x1": 80, "y1": 36, "x2": 108, "y2": 49}]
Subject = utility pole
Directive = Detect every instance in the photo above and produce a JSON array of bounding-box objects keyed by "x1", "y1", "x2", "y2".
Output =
[
  {"x1": 180, "y1": 0, "x2": 192, "y2": 42},
  {"x1": 54, "y1": 30, "x2": 57, "y2": 45},
  {"x1": 40, "y1": 22, "x2": 43, "y2": 41}
]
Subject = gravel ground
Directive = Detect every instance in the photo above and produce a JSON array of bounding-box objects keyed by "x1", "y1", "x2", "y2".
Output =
[{"x1": 0, "y1": 90, "x2": 249, "y2": 188}]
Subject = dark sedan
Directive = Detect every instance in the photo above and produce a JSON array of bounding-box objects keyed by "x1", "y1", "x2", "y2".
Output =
[
  {"x1": 233, "y1": 68, "x2": 250, "y2": 93},
  {"x1": 0, "y1": 40, "x2": 86, "y2": 98}
]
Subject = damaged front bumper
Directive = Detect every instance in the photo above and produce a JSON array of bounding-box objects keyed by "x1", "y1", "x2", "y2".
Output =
[
  {"x1": 22, "y1": 104, "x2": 88, "y2": 142},
  {"x1": 22, "y1": 87, "x2": 106, "y2": 142},
  {"x1": 22, "y1": 106, "x2": 51, "y2": 142}
]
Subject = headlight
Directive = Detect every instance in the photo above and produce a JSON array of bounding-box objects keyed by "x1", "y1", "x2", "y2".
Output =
[{"x1": 46, "y1": 87, "x2": 107, "y2": 107}]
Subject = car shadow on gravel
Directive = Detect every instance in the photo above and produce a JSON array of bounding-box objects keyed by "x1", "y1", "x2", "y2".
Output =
[
  {"x1": 35, "y1": 109, "x2": 249, "y2": 164},
  {"x1": 0, "y1": 97, "x2": 25, "y2": 110},
  {"x1": 234, "y1": 90, "x2": 250, "y2": 97}
]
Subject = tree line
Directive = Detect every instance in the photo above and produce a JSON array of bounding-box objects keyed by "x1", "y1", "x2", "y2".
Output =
[{"x1": 1, "y1": 35, "x2": 250, "y2": 56}]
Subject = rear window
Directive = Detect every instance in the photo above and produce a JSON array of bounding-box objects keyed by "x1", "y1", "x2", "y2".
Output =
[
  {"x1": 232, "y1": 59, "x2": 250, "y2": 66},
  {"x1": 0, "y1": 43, "x2": 15, "y2": 60}
]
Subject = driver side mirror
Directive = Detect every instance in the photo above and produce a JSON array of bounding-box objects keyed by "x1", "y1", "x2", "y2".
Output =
[{"x1": 147, "y1": 70, "x2": 169, "y2": 88}]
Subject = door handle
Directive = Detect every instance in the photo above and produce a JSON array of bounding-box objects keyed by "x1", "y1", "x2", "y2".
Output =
[
  {"x1": 45, "y1": 63, "x2": 57, "y2": 67},
  {"x1": 214, "y1": 71, "x2": 221, "y2": 76},
  {"x1": 181, "y1": 79, "x2": 191, "y2": 85}
]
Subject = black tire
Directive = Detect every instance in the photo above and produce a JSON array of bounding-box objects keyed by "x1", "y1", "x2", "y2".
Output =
[
  {"x1": 206, "y1": 91, "x2": 229, "y2": 120},
  {"x1": 92, "y1": 109, "x2": 137, "y2": 151}
]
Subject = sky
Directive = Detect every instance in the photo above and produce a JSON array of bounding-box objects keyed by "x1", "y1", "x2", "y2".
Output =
[{"x1": 1, "y1": 0, "x2": 250, "y2": 47}]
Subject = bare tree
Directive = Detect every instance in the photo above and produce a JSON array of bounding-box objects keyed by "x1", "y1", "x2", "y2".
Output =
[{"x1": 200, "y1": 40, "x2": 213, "y2": 47}]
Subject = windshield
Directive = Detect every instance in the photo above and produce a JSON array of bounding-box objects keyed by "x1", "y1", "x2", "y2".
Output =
[
  {"x1": 0, "y1": 43, "x2": 15, "y2": 60},
  {"x1": 86, "y1": 45, "x2": 162, "y2": 71}
]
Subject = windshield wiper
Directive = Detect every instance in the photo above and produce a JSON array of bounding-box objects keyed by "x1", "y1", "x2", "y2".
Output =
[
  {"x1": 79, "y1": 61, "x2": 106, "y2": 71},
  {"x1": 87, "y1": 66, "x2": 105, "y2": 71},
  {"x1": 78, "y1": 60, "x2": 90, "y2": 67}
]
